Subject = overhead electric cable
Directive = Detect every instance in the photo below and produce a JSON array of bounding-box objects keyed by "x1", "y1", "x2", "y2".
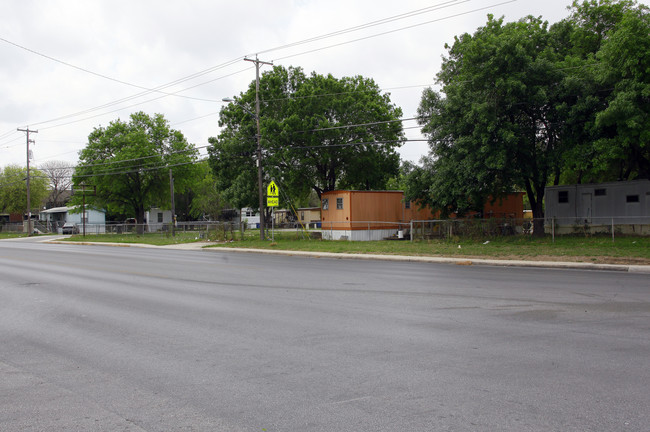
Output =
[
  {"x1": 5, "y1": 0, "x2": 478, "y2": 133},
  {"x1": 255, "y1": 0, "x2": 465, "y2": 56},
  {"x1": 271, "y1": 1, "x2": 517, "y2": 63}
]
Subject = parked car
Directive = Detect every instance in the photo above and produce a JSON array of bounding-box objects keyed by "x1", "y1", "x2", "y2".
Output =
[{"x1": 61, "y1": 222, "x2": 79, "y2": 234}]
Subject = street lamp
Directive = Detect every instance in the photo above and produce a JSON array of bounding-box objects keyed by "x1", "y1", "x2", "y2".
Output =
[{"x1": 222, "y1": 97, "x2": 265, "y2": 240}]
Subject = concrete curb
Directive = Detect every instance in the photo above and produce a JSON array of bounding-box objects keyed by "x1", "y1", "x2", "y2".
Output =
[
  {"x1": 207, "y1": 247, "x2": 650, "y2": 273},
  {"x1": 42, "y1": 239, "x2": 650, "y2": 273}
]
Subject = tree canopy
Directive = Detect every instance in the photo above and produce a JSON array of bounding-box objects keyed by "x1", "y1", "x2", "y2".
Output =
[
  {"x1": 72, "y1": 112, "x2": 199, "y2": 225},
  {"x1": 409, "y1": 0, "x2": 649, "y2": 232},
  {"x1": 208, "y1": 65, "x2": 404, "y2": 211},
  {"x1": 0, "y1": 164, "x2": 49, "y2": 214}
]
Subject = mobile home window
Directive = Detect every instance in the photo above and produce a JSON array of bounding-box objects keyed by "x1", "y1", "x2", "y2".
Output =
[
  {"x1": 300, "y1": 212, "x2": 305, "y2": 220},
  {"x1": 157, "y1": 213, "x2": 163, "y2": 223},
  {"x1": 336, "y1": 198, "x2": 344, "y2": 209},
  {"x1": 626, "y1": 195, "x2": 639, "y2": 203},
  {"x1": 558, "y1": 191, "x2": 569, "y2": 203},
  {"x1": 594, "y1": 189, "x2": 606, "y2": 196},
  {"x1": 322, "y1": 198, "x2": 329, "y2": 210},
  {"x1": 405, "y1": 201, "x2": 411, "y2": 209}
]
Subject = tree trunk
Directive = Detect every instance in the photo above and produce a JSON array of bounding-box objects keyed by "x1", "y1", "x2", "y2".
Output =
[
  {"x1": 525, "y1": 180, "x2": 545, "y2": 238},
  {"x1": 531, "y1": 200, "x2": 545, "y2": 238},
  {"x1": 136, "y1": 206, "x2": 145, "y2": 235}
]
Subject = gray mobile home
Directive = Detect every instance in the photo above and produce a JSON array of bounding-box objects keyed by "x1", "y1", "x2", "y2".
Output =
[{"x1": 545, "y1": 180, "x2": 650, "y2": 233}]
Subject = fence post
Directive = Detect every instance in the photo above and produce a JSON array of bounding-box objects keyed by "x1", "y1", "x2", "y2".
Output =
[
  {"x1": 552, "y1": 218, "x2": 555, "y2": 243},
  {"x1": 410, "y1": 220, "x2": 413, "y2": 243},
  {"x1": 368, "y1": 222, "x2": 370, "y2": 241},
  {"x1": 612, "y1": 218, "x2": 615, "y2": 243},
  {"x1": 330, "y1": 222, "x2": 333, "y2": 240}
]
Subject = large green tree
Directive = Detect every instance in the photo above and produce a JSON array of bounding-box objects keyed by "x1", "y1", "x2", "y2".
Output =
[
  {"x1": 182, "y1": 161, "x2": 230, "y2": 221},
  {"x1": 559, "y1": 0, "x2": 648, "y2": 182},
  {"x1": 412, "y1": 15, "x2": 567, "y2": 233},
  {"x1": 0, "y1": 164, "x2": 49, "y2": 214},
  {"x1": 593, "y1": 3, "x2": 650, "y2": 179},
  {"x1": 410, "y1": 0, "x2": 648, "y2": 235},
  {"x1": 73, "y1": 112, "x2": 199, "y2": 227},
  {"x1": 208, "y1": 65, "x2": 404, "y2": 212}
]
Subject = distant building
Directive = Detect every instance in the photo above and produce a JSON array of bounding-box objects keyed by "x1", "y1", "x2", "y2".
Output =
[
  {"x1": 545, "y1": 180, "x2": 650, "y2": 233},
  {"x1": 240, "y1": 208, "x2": 260, "y2": 228},
  {"x1": 272, "y1": 209, "x2": 295, "y2": 227},
  {"x1": 39, "y1": 206, "x2": 106, "y2": 234},
  {"x1": 297, "y1": 207, "x2": 321, "y2": 228},
  {"x1": 145, "y1": 207, "x2": 173, "y2": 231}
]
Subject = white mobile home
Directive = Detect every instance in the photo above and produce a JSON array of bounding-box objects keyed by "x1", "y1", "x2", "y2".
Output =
[
  {"x1": 545, "y1": 180, "x2": 650, "y2": 233},
  {"x1": 39, "y1": 206, "x2": 106, "y2": 233}
]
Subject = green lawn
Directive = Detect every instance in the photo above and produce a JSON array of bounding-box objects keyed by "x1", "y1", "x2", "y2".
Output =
[
  {"x1": 59, "y1": 229, "x2": 650, "y2": 264},
  {"x1": 60, "y1": 230, "x2": 218, "y2": 246},
  {"x1": 209, "y1": 231, "x2": 650, "y2": 264},
  {"x1": 0, "y1": 232, "x2": 28, "y2": 239}
]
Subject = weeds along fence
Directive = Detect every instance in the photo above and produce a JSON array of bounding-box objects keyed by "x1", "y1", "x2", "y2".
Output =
[
  {"x1": 544, "y1": 216, "x2": 650, "y2": 240},
  {"x1": 102, "y1": 221, "x2": 247, "y2": 241},
  {"x1": 410, "y1": 218, "x2": 532, "y2": 241},
  {"x1": 411, "y1": 216, "x2": 650, "y2": 242},
  {"x1": 32, "y1": 221, "x2": 249, "y2": 241}
]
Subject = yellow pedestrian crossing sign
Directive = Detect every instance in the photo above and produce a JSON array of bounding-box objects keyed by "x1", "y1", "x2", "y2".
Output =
[{"x1": 267, "y1": 181, "x2": 279, "y2": 197}]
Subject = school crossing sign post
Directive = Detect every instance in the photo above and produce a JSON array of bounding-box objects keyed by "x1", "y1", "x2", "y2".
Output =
[{"x1": 266, "y1": 180, "x2": 279, "y2": 241}]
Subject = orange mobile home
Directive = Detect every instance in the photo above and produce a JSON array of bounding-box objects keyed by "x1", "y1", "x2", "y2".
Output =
[
  {"x1": 320, "y1": 190, "x2": 524, "y2": 240},
  {"x1": 320, "y1": 190, "x2": 434, "y2": 240}
]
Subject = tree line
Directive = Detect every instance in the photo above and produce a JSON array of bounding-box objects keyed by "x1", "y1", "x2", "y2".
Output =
[{"x1": 2, "y1": 0, "x2": 645, "y2": 228}]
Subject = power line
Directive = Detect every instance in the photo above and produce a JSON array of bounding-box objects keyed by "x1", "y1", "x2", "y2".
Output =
[
  {"x1": 3, "y1": 1, "x2": 480, "y2": 134},
  {"x1": 255, "y1": 0, "x2": 466, "y2": 56},
  {"x1": 272, "y1": 1, "x2": 517, "y2": 63},
  {"x1": 42, "y1": 137, "x2": 428, "y2": 181},
  {"x1": 35, "y1": 66, "x2": 252, "y2": 131}
]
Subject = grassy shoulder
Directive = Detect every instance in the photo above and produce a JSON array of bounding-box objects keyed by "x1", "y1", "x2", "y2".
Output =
[
  {"x1": 0, "y1": 232, "x2": 29, "y2": 239},
  {"x1": 211, "y1": 231, "x2": 650, "y2": 265},
  {"x1": 60, "y1": 229, "x2": 650, "y2": 265},
  {"x1": 59, "y1": 231, "x2": 212, "y2": 246}
]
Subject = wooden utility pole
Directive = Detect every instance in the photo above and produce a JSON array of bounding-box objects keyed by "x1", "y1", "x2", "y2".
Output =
[
  {"x1": 74, "y1": 184, "x2": 96, "y2": 237},
  {"x1": 244, "y1": 56, "x2": 273, "y2": 240},
  {"x1": 17, "y1": 127, "x2": 37, "y2": 235},
  {"x1": 169, "y1": 169, "x2": 175, "y2": 237}
]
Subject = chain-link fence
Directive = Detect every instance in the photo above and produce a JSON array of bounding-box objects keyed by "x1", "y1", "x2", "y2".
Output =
[
  {"x1": 319, "y1": 221, "x2": 412, "y2": 241},
  {"x1": 5, "y1": 216, "x2": 650, "y2": 241},
  {"x1": 0, "y1": 222, "x2": 26, "y2": 233},
  {"x1": 410, "y1": 216, "x2": 650, "y2": 241},
  {"x1": 544, "y1": 216, "x2": 650, "y2": 239},
  {"x1": 410, "y1": 218, "x2": 531, "y2": 241},
  {"x1": 97, "y1": 221, "x2": 247, "y2": 241}
]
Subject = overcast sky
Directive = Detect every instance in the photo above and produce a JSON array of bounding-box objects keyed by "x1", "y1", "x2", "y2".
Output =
[{"x1": 2, "y1": 0, "x2": 645, "y2": 170}]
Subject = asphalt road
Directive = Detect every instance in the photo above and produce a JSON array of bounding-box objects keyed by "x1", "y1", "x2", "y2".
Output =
[{"x1": 1, "y1": 237, "x2": 649, "y2": 431}]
